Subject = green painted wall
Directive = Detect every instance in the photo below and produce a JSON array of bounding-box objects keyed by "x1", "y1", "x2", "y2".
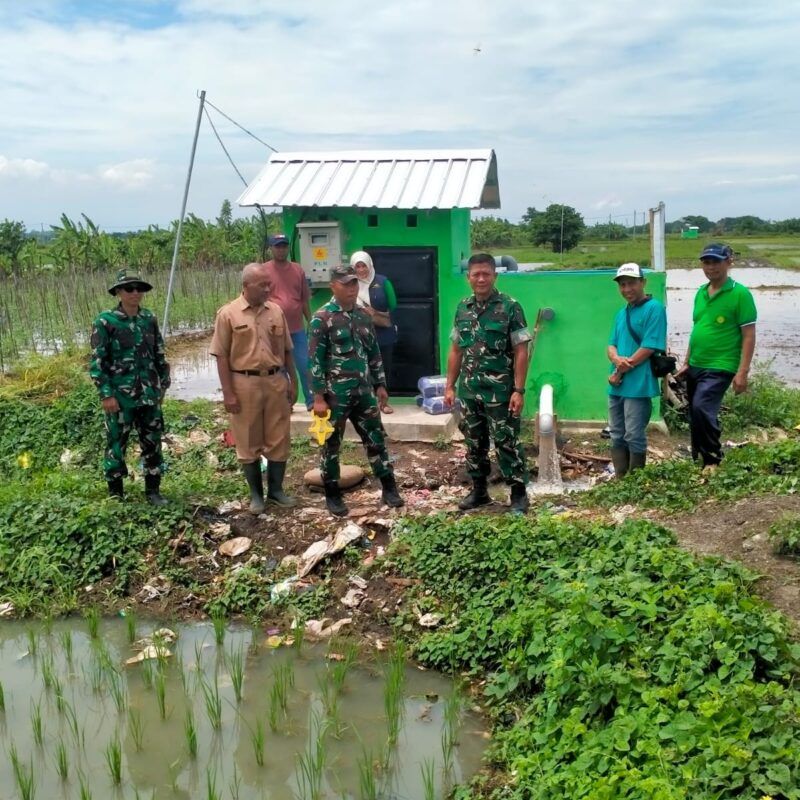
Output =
[{"x1": 282, "y1": 207, "x2": 666, "y2": 421}]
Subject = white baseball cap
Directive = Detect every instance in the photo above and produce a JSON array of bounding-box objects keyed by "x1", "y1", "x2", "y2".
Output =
[{"x1": 614, "y1": 263, "x2": 644, "y2": 281}]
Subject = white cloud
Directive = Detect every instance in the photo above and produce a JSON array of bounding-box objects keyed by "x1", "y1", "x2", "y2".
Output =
[
  {"x1": 0, "y1": 155, "x2": 50, "y2": 179},
  {"x1": 100, "y1": 158, "x2": 156, "y2": 189}
]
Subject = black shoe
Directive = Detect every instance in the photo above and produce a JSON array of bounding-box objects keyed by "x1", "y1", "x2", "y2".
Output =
[
  {"x1": 324, "y1": 481, "x2": 348, "y2": 517},
  {"x1": 610, "y1": 447, "x2": 630, "y2": 478},
  {"x1": 242, "y1": 462, "x2": 266, "y2": 514},
  {"x1": 107, "y1": 477, "x2": 124, "y2": 499},
  {"x1": 509, "y1": 482, "x2": 529, "y2": 514},
  {"x1": 266, "y1": 461, "x2": 296, "y2": 507},
  {"x1": 380, "y1": 474, "x2": 404, "y2": 508},
  {"x1": 144, "y1": 474, "x2": 168, "y2": 506},
  {"x1": 458, "y1": 479, "x2": 492, "y2": 511},
  {"x1": 629, "y1": 451, "x2": 647, "y2": 472}
]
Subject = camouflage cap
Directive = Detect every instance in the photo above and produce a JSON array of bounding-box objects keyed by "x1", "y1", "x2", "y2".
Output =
[
  {"x1": 330, "y1": 264, "x2": 358, "y2": 283},
  {"x1": 108, "y1": 269, "x2": 153, "y2": 296}
]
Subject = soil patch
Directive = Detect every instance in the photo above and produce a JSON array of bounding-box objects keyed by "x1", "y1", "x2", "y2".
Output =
[{"x1": 662, "y1": 495, "x2": 800, "y2": 630}]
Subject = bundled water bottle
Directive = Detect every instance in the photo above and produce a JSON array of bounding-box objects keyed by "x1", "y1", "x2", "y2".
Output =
[{"x1": 417, "y1": 375, "x2": 447, "y2": 399}]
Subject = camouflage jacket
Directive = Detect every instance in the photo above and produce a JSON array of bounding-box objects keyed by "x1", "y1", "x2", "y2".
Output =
[
  {"x1": 309, "y1": 301, "x2": 386, "y2": 399},
  {"x1": 450, "y1": 290, "x2": 531, "y2": 402},
  {"x1": 89, "y1": 305, "x2": 170, "y2": 408}
]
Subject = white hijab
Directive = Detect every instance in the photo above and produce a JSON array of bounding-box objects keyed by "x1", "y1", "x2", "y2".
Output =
[{"x1": 350, "y1": 251, "x2": 375, "y2": 307}]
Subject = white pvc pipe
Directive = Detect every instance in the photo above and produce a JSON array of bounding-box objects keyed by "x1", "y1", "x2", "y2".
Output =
[{"x1": 539, "y1": 384, "x2": 554, "y2": 434}]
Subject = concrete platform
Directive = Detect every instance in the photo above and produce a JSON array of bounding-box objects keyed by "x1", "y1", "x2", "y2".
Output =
[{"x1": 291, "y1": 403, "x2": 461, "y2": 443}]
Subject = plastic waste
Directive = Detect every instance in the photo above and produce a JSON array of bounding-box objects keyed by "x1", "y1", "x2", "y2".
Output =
[{"x1": 417, "y1": 375, "x2": 447, "y2": 398}]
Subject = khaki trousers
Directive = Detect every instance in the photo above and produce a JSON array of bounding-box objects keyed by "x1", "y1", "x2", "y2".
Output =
[{"x1": 230, "y1": 372, "x2": 291, "y2": 463}]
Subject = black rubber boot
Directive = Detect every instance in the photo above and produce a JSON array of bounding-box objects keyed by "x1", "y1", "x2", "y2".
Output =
[
  {"x1": 629, "y1": 451, "x2": 647, "y2": 472},
  {"x1": 144, "y1": 474, "x2": 168, "y2": 506},
  {"x1": 509, "y1": 482, "x2": 529, "y2": 514},
  {"x1": 107, "y1": 477, "x2": 124, "y2": 499},
  {"x1": 610, "y1": 447, "x2": 630, "y2": 478},
  {"x1": 458, "y1": 478, "x2": 492, "y2": 511},
  {"x1": 380, "y1": 474, "x2": 404, "y2": 508},
  {"x1": 266, "y1": 461, "x2": 296, "y2": 507},
  {"x1": 242, "y1": 462, "x2": 266, "y2": 514},
  {"x1": 324, "y1": 481, "x2": 348, "y2": 517}
]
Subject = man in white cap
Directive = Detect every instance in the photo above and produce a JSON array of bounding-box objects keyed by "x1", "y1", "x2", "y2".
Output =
[{"x1": 606, "y1": 263, "x2": 667, "y2": 477}]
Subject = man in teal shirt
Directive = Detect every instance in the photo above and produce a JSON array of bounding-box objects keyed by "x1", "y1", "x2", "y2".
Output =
[
  {"x1": 675, "y1": 244, "x2": 757, "y2": 469},
  {"x1": 606, "y1": 263, "x2": 667, "y2": 477}
]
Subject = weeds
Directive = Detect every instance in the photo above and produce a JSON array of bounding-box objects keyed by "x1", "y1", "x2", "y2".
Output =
[{"x1": 769, "y1": 511, "x2": 800, "y2": 557}]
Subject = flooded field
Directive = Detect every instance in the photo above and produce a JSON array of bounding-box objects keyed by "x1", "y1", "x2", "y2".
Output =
[
  {"x1": 0, "y1": 618, "x2": 486, "y2": 799},
  {"x1": 168, "y1": 266, "x2": 800, "y2": 400}
]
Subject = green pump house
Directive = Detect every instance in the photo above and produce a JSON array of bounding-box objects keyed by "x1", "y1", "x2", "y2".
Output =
[{"x1": 237, "y1": 149, "x2": 666, "y2": 422}]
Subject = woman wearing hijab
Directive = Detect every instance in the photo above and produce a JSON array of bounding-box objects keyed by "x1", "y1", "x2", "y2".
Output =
[{"x1": 349, "y1": 251, "x2": 398, "y2": 384}]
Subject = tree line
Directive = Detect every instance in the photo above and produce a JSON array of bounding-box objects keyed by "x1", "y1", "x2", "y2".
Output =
[{"x1": 1, "y1": 201, "x2": 798, "y2": 275}]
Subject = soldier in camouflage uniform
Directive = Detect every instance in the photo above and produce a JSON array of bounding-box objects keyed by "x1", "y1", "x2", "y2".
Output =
[
  {"x1": 89, "y1": 270, "x2": 170, "y2": 504},
  {"x1": 444, "y1": 253, "x2": 532, "y2": 513},
  {"x1": 308, "y1": 264, "x2": 403, "y2": 516}
]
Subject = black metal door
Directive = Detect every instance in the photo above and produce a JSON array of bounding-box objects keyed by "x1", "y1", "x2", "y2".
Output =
[{"x1": 365, "y1": 246, "x2": 438, "y2": 395}]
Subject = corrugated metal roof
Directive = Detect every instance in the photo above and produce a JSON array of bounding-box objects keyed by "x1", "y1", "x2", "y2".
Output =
[{"x1": 236, "y1": 149, "x2": 500, "y2": 210}]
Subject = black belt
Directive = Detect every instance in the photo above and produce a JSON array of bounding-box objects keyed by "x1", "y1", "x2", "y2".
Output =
[{"x1": 232, "y1": 367, "x2": 280, "y2": 376}]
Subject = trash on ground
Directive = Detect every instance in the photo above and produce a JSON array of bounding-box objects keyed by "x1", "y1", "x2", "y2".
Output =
[
  {"x1": 218, "y1": 500, "x2": 244, "y2": 514},
  {"x1": 125, "y1": 644, "x2": 172, "y2": 665},
  {"x1": 136, "y1": 575, "x2": 171, "y2": 603},
  {"x1": 341, "y1": 588, "x2": 366, "y2": 608},
  {"x1": 270, "y1": 576, "x2": 299, "y2": 603},
  {"x1": 0, "y1": 601, "x2": 15, "y2": 617},
  {"x1": 302, "y1": 617, "x2": 353, "y2": 640},
  {"x1": 297, "y1": 523, "x2": 365, "y2": 577},
  {"x1": 348, "y1": 575, "x2": 368, "y2": 589},
  {"x1": 207, "y1": 522, "x2": 231, "y2": 539},
  {"x1": 417, "y1": 612, "x2": 444, "y2": 628},
  {"x1": 219, "y1": 537, "x2": 252, "y2": 557}
]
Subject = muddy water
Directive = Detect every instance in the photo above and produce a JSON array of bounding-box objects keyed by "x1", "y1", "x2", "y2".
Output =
[
  {"x1": 0, "y1": 619, "x2": 486, "y2": 799},
  {"x1": 167, "y1": 267, "x2": 800, "y2": 400}
]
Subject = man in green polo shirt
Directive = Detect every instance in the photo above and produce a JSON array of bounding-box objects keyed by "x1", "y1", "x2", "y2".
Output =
[{"x1": 675, "y1": 244, "x2": 756, "y2": 469}]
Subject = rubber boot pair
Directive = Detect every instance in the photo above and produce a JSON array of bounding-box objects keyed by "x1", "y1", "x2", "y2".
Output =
[
  {"x1": 611, "y1": 448, "x2": 646, "y2": 478},
  {"x1": 459, "y1": 478, "x2": 492, "y2": 511}
]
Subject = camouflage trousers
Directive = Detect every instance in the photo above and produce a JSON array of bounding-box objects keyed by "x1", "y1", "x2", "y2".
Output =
[
  {"x1": 103, "y1": 403, "x2": 164, "y2": 481},
  {"x1": 458, "y1": 397, "x2": 527, "y2": 484},
  {"x1": 321, "y1": 393, "x2": 393, "y2": 482}
]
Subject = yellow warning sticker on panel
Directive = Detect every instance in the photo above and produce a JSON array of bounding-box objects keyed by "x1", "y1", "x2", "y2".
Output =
[{"x1": 313, "y1": 247, "x2": 328, "y2": 261}]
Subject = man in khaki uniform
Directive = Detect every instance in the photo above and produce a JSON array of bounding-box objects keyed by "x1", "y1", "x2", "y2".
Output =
[{"x1": 211, "y1": 263, "x2": 297, "y2": 512}]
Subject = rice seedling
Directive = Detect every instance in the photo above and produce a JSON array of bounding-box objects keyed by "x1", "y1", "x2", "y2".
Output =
[
  {"x1": 328, "y1": 639, "x2": 358, "y2": 695},
  {"x1": 84, "y1": 606, "x2": 100, "y2": 640},
  {"x1": 227, "y1": 645, "x2": 245, "y2": 704},
  {"x1": 205, "y1": 766, "x2": 220, "y2": 800},
  {"x1": 268, "y1": 661, "x2": 292, "y2": 732},
  {"x1": 295, "y1": 711, "x2": 329, "y2": 800},
  {"x1": 54, "y1": 739, "x2": 70, "y2": 780},
  {"x1": 26, "y1": 627, "x2": 39, "y2": 658},
  {"x1": 105, "y1": 734, "x2": 123, "y2": 785},
  {"x1": 200, "y1": 673, "x2": 223, "y2": 730},
  {"x1": 155, "y1": 666, "x2": 167, "y2": 720},
  {"x1": 184, "y1": 709, "x2": 198, "y2": 758},
  {"x1": 210, "y1": 608, "x2": 225, "y2": 646},
  {"x1": 54, "y1": 681, "x2": 67, "y2": 716},
  {"x1": 30, "y1": 699, "x2": 44, "y2": 746},
  {"x1": 317, "y1": 671, "x2": 341, "y2": 735},
  {"x1": 124, "y1": 609, "x2": 138, "y2": 643},
  {"x1": 128, "y1": 709, "x2": 144, "y2": 752},
  {"x1": 228, "y1": 764, "x2": 242, "y2": 800},
  {"x1": 9, "y1": 744, "x2": 36, "y2": 800},
  {"x1": 357, "y1": 748, "x2": 379, "y2": 800},
  {"x1": 108, "y1": 668, "x2": 127, "y2": 713},
  {"x1": 441, "y1": 724, "x2": 455, "y2": 778},
  {"x1": 78, "y1": 771, "x2": 93, "y2": 800},
  {"x1": 62, "y1": 702, "x2": 83, "y2": 749},
  {"x1": 383, "y1": 643, "x2": 406, "y2": 746},
  {"x1": 250, "y1": 718, "x2": 265, "y2": 767},
  {"x1": 420, "y1": 757, "x2": 436, "y2": 800},
  {"x1": 59, "y1": 630, "x2": 73, "y2": 665},
  {"x1": 140, "y1": 658, "x2": 154, "y2": 689},
  {"x1": 40, "y1": 652, "x2": 57, "y2": 692},
  {"x1": 0, "y1": 680, "x2": 6, "y2": 712}
]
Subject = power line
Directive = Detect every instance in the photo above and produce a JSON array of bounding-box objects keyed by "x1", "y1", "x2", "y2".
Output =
[
  {"x1": 204, "y1": 107, "x2": 249, "y2": 186},
  {"x1": 204, "y1": 97, "x2": 279, "y2": 153}
]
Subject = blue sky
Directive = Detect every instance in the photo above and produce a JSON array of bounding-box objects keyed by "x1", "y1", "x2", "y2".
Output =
[{"x1": 1, "y1": 0, "x2": 798, "y2": 231}]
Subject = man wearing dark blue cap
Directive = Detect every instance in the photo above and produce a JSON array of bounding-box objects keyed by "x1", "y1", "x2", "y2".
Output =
[
  {"x1": 263, "y1": 233, "x2": 313, "y2": 409},
  {"x1": 675, "y1": 244, "x2": 757, "y2": 470}
]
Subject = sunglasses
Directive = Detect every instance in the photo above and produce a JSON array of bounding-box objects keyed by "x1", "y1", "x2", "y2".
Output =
[{"x1": 121, "y1": 284, "x2": 146, "y2": 293}]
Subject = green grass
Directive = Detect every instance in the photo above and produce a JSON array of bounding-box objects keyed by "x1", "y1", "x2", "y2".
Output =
[{"x1": 392, "y1": 512, "x2": 800, "y2": 798}]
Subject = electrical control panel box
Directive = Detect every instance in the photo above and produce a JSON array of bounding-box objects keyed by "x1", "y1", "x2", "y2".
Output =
[{"x1": 296, "y1": 222, "x2": 343, "y2": 287}]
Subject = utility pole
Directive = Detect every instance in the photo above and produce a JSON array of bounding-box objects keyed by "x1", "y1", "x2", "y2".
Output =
[{"x1": 163, "y1": 90, "x2": 206, "y2": 334}]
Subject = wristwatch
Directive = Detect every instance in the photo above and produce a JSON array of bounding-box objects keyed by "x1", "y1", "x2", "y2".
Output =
[{"x1": 513, "y1": 387, "x2": 525, "y2": 395}]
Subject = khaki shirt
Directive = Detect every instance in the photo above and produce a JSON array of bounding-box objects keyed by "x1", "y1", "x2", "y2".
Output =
[{"x1": 210, "y1": 296, "x2": 292, "y2": 371}]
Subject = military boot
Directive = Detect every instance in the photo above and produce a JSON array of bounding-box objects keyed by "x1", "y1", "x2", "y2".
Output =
[
  {"x1": 458, "y1": 478, "x2": 492, "y2": 511},
  {"x1": 509, "y1": 482, "x2": 529, "y2": 514},
  {"x1": 379, "y1": 474, "x2": 404, "y2": 508},
  {"x1": 242, "y1": 462, "x2": 266, "y2": 514},
  {"x1": 144, "y1": 474, "x2": 168, "y2": 506},
  {"x1": 629, "y1": 451, "x2": 647, "y2": 472},
  {"x1": 324, "y1": 481, "x2": 348, "y2": 517},
  {"x1": 266, "y1": 461, "x2": 296, "y2": 507},
  {"x1": 610, "y1": 447, "x2": 630, "y2": 478},
  {"x1": 107, "y1": 477, "x2": 124, "y2": 499}
]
